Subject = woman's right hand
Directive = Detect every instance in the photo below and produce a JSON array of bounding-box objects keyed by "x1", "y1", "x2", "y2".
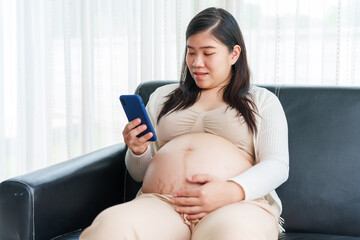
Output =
[{"x1": 122, "y1": 118, "x2": 154, "y2": 155}]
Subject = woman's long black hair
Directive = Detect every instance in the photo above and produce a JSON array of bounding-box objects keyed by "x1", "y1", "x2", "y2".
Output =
[{"x1": 157, "y1": 7, "x2": 258, "y2": 134}]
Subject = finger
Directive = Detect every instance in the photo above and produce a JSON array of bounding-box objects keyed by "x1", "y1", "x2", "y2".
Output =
[
  {"x1": 188, "y1": 174, "x2": 213, "y2": 184},
  {"x1": 174, "y1": 187, "x2": 200, "y2": 197},
  {"x1": 136, "y1": 131, "x2": 154, "y2": 143},
  {"x1": 123, "y1": 121, "x2": 143, "y2": 143},
  {"x1": 125, "y1": 124, "x2": 148, "y2": 143},
  {"x1": 124, "y1": 126, "x2": 152, "y2": 155},
  {"x1": 122, "y1": 118, "x2": 141, "y2": 135},
  {"x1": 186, "y1": 212, "x2": 208, "y2": 221},
  {"x1": 175, "y1": 206, "x2": 203, "y2": 215},
  {"x1": 172, "y1": 197, "x2": 201, "y2": 206}
]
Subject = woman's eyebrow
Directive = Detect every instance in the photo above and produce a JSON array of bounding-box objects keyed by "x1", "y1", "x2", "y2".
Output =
[{"x1": 187, "y1": 45, "x2": 216, "y2": 49}]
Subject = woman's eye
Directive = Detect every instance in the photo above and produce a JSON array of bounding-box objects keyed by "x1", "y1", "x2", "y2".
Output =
[
  {"x1": 188, "y1": 52, "x2": 195, "y2": 55},
  {"x1": 204, "y1": 53, "x2": 215, "y2": 56}
]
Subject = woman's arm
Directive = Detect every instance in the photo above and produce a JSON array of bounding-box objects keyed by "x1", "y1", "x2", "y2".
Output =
[
  {"x1": 125, "y1": 146, "x2": 152, "y2": 182},
  {"x1": 228, "y1": 90, "x2": 289, "y2": 200},
  {"x1": 123, "y1": 87, "x2": 163, "y2": 182}
]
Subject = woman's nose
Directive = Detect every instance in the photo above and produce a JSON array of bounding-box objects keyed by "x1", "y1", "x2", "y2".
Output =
[{"x1": 193, "y1": 56, "x2": 204, "y2": 67}]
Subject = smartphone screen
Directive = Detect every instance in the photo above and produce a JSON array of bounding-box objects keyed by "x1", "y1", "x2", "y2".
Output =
[{"x1": 120, "y1": 94, "x2": 157, "y2": 141}]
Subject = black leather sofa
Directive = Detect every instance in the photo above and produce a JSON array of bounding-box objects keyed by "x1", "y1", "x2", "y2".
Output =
[{"x1": 1, "y1": 81, "x2": 360, "y2": 240}]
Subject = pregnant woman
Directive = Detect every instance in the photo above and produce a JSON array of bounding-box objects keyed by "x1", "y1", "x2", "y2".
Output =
[{"x1": 80, "y1": 7, "x2": 289, "y2": 240}]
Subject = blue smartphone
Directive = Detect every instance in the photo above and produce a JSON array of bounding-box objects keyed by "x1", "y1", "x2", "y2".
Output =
[{"x1": 120, "y1": 94, "x2": 157, "y2": 141}]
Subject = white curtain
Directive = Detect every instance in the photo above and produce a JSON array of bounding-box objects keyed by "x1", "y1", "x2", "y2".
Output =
[{"x1": 0, "y1": 0, "x2": 359, "y2": 181}]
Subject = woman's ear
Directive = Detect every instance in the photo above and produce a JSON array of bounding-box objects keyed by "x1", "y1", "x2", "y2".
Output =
[{"x1": 231, "y1": 45, "x2": 241, "y2": 65}]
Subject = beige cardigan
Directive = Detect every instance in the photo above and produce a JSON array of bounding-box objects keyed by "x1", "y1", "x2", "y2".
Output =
[{"x1": 125, "y1": 83, "x2": 289, "y2": 221}]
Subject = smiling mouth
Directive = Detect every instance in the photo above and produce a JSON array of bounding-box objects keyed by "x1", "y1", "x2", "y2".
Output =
[{"x1": 194, "y1": 72, "x2": 208, "y2": 76}]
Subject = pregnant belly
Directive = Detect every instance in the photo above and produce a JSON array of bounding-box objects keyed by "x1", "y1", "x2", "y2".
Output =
[{"x1": 142, "y1": 133, "x2": 253, "y2": 194}]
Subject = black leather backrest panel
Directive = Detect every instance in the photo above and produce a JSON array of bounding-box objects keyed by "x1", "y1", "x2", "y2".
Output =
[
  {"x1": 132, "y1": 81, "x2": 360, "y2": 236},
  {"x1": 276, "y1": 86, "x2": 360, "y2": 236},
  {"x1": 135, "y1": 80, "x2": 178, "y2": 105}
]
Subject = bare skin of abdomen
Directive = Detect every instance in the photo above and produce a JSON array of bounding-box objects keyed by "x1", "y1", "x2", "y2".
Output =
[{"x1": 142, "y1": 133, "x2": 253, "y2": 194}]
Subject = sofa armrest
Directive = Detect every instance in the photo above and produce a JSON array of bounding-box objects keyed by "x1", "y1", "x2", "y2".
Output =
[{"x1": 0, "y1": 143, "x2": 127, "y2": 240}]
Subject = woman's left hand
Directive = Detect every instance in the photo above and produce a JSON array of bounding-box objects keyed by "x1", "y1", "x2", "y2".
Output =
[{"x1": 172, "y1": 174, "x2": 245, "y2": 221}]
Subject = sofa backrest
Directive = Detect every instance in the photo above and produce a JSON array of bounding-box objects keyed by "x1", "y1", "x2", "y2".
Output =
[
  {"x1": 127, "y1": 81, "x2": 360, "y2": 237},
  {"x1": 272, "y1": 85, "x2": 360, "y2": 237}
]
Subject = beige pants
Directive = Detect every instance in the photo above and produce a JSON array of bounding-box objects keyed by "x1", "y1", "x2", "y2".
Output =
[{"x1": 80, "y1": 192, "x2": 279, "y2": 240}]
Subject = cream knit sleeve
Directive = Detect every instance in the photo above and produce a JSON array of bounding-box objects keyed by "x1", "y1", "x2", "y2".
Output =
[
  {"x1": 228, "y1": 88, "x2": 289, "y2": 201},
  {"x1": 124, "y1": 90, "x2": 158, "y2": 182}
]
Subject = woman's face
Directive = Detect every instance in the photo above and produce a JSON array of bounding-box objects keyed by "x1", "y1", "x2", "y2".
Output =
[{"x1": 186, "y1": 31, "x2": 240, "y2": 91}]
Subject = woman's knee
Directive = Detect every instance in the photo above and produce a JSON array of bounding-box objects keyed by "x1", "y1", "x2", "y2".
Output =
[
  {"x1": 80, "y1": 204, "x2": 138, "y2": 240},
  {"x1": 80, "y1": 198, "x2": 191, "y2": 240},
  {"x1": 191, "y1": 203, "x2": 278, "y2": 240},
  {"x1": 93, "y1": 203, "x2": 133, "y2": 224}
]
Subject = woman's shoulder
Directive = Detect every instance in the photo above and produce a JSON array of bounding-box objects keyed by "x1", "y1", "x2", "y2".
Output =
[
  {"x1": 153, "y1": 83, "x2": 179, "y2": 96},
  {"x1": 249, "y1": 84, "x2": 278, "y2": 101},
  {"x1": 249, "y1": 84, "x2": 283, "y2": 112},
  {"x1": 147, "y1": 82, "x2": 179, "y2": 107}
]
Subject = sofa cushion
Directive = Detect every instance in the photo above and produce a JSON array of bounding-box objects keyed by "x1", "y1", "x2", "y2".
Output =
[
  {"x1": 278, "y1": 232, "x2": 360, "y2": 239},
  {"x1": 52, "y1": 230, "x2": 360, "y2": 240}
]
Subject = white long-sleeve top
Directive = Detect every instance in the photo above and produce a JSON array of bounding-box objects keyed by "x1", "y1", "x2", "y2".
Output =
[{"x1": 125, "y1": 83, "x2": 289, "y2": 216}]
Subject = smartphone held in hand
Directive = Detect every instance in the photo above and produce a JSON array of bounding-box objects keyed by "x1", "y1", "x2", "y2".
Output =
[{"x1": 120, "y1": 94, "x2": 157, "y2": 141}]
